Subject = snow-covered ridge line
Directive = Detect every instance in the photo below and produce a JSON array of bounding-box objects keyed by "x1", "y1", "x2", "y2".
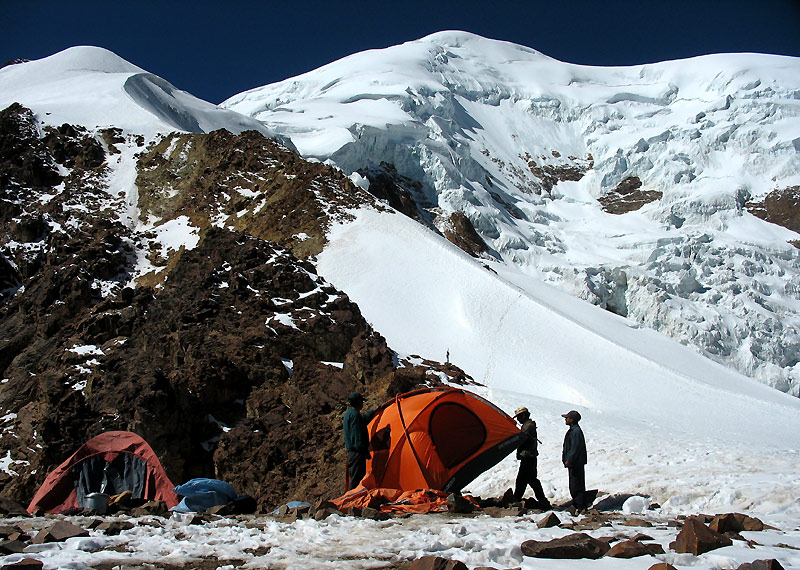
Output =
[{"x1": 0, "y1": 46, "x2": 276, "y2": 141}]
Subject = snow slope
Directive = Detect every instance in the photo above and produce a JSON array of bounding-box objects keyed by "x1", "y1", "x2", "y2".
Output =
[
  {"x1": 0, "y1": 46, "x2": 275, "y2": 139},
  {"x1": 318, "y1": 206, "x2": 800, "y2": 513},
  {"x1": 225, "y1": 31, "x2": 800, "y2": 395}
]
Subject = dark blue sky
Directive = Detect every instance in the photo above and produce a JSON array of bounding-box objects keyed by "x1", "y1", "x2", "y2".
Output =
[{"x1": 5, "y1": 0, "x2": 800, "y2": 104}]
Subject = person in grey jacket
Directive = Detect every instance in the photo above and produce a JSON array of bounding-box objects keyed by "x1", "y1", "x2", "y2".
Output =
[
  {"x1": 512, "y1": 407, "x2": 551, "y2": 509},
  {"x1": 561, "y1": 409, "x2": 588, "y2": 511},
  {"x1": 343, "y1": 392, "x2": 375, "y2": 490}
]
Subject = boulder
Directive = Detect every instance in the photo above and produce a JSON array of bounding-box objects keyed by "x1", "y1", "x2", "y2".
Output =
[
  {"x1": 409, "y1": 555, "x2": 469, "y2": 570},
  {"x1": 31, "y1": 521, "x2": 89, "y2": 544},
  {"x1": 521, "y1": 533, "x2": 611, "y2": 559},
  {"x1": 537, "y1": 512, "x2": 561, "y2": 528},
  {"x1": 623, "y1": 518, "x2": 652, "y2": 527},
  {"x1": 605, "y1": 540, "x2": 665, "y2": 558},
  {"x1": 669, "y1": 516, "x2": 733, "y2": 555}
]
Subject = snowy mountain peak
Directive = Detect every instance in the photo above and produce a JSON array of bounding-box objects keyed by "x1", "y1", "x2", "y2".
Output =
[
  {"x1": 224, "y1": 33, "x2": 800, "y2": 396},
  {"x1": 0, "y1": 46, "x2": 275, "y2": 140},
  {"x1": 10, "y1": 45, "x2": 146, "y2": 76}
]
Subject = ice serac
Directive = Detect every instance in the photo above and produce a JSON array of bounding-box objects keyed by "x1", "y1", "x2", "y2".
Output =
[
  {"x1": 225, "y1": 31, "x2": 800, "y2": 396},
  {"x1": 0, "y1": 46, "x2": 276, "y2": 140}
]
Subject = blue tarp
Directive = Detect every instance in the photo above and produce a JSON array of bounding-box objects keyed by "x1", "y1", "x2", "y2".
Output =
[{"x1": 171, "y1": 478, "x2": 239, "y2": 513}]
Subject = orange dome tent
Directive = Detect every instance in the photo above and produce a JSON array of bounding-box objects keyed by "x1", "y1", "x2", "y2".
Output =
[
  {"x1": 27, "y1": 431, "x2": 179, "y2": 514},
  {"x1": 356, "y1": 387, "x2": 523, "y2": 494}
]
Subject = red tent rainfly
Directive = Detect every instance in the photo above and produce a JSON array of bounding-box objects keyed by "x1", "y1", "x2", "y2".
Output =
[
  {"x1": 338, "y1": 387, "x2": 523, "y2": 512},
  {"x1": 27, "y1": 431, "x2": 179, "y2": 514}
]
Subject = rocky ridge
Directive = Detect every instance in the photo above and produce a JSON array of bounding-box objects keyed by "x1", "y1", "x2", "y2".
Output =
[{"x1": 0, "y1": 103, "x2": 463, "y2": 509}]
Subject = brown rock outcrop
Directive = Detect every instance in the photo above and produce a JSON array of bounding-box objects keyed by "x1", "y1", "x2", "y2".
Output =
[{"x1": 598, "y1": 177, "x2": 663, "y2": 214}]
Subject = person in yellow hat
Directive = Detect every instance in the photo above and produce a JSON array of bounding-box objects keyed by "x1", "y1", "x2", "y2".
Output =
[{"x1": 512, "y1": 406, "x2": 551, "y2": 509}]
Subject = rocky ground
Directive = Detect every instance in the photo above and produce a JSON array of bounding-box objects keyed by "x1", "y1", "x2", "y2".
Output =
[{"x1": 0, "y1": 493, "x2": 796, "y2": 570}]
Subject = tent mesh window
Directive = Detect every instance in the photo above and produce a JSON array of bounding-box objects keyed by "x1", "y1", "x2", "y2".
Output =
[{"x1": 428, "y1": 402, "x2": 487, "y2": 468}]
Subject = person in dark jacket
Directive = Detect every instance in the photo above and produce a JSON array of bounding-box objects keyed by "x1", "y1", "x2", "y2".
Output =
[
  {"x1": 512, "y1": 406, "x2": 551, "y2": 509},
  {"x1": 561, "y1": 409, "x2": 588, "y2": 511},
  {"x1": 343, "y1": 391, "x2": 375, "y2": 490}
]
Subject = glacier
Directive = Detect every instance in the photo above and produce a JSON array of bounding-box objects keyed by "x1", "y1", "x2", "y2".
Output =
[{"x1": 223, "y1": 31, "x2": 800, "y2": 395}]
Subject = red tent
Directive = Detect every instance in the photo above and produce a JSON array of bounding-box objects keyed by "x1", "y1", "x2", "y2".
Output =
[
  {"x1": 336, "y1": 387, "x2": 523, "y2": 512},
  {"x1": 27, "y1": 431, "x2": 179, "y2": 514}
]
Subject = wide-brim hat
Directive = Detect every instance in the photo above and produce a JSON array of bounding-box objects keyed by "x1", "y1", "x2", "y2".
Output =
[
  {"x1": 348, "y1": 391, "x2": 364, "y2": 404},
  {"x1": 513, "y1": 406, "x2": 529, "y2": 417},
  {"x1": 561, "y1": 410, "x2": 581, "y2": 421}
]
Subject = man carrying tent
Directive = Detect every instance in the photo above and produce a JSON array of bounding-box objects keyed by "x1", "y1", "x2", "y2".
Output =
[
  {"x1": 512, "y1": 407, "x2": 551, "y2": 509},
  {"x1": 562, "y1": 409, "x2": 589, "y2": 511},
  {"x1": 343, "y1": 391, "x2": 375, "y2": 490}
]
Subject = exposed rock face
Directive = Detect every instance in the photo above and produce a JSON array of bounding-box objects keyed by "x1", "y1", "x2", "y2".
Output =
[
  {"x1": 135, "y1": 129, "x2": 372, "y2": 264},
  {"x1": 598, "y1": 177, "x2": 663, "y2": 214},
  {"x1": 747, "y1": 187, "x2": 800, "y2": 235},
  {"x1": 438, "y1": 211, "x2": 492, "y2": 258},
  {"x1": 523, "y1": 152, "x2": 589, "y2": 194},
  {"x1": 0, "y1": 105, "x2": 454, "y2": 509},
  {"x1": 358, "y1": 162, "x2": 428, "y2": 223}
]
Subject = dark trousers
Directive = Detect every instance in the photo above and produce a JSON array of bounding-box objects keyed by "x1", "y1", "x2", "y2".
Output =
[
  {"x1": 347, "y1": 450, "x2": 369, "y2": 490},
  {"x1": 514, "y1": 457, "x2": 548, "y2": 505},
  {"x1": 568, "y1": 464, "x2": 587, "y2": 508}
]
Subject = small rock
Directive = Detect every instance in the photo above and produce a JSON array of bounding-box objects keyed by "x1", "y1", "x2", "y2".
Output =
[
  {"x1": 0, "y1": 526, "x2": 23, "y2": 539},
  {"x1": 521, "y1": 533, "x2": 610, "y2": 559},
  {"x1": 0, "y1": 499, "x2": 29, "y2": 517},
  {"x1": 96, "y1": 521, "x2": 135, "y2": 535},
  {"x1": 734, "y1": 513, "x2": 767, "y2": 532},
  {"x1": 31, "y1": 521, "x2": 89, "y2": 544},
  {"x1": 1, "y1": 558, "x2": 43, "y2": 569},
  {"x1": 605, "y1": 540, "x2": 664, "y2": 558},
  {"x1": 446, "y1": 493, "x2": 474, "y2": 514},
  {"x1": 537, "y1": 512, "x2": 561, "y2": 528},
  {"x1": 648, "y1": 564, "x2": 678, "y2": 570},
  {"x1": 360, "y1": 507, "x2": 389, "y2": 521},
  {"x1": 623, "y1": 518, "x2": 652, "y2": 527},
  {"x1": 409, "y1": 555, "x2": 469, "y2": 570},
  {"x1": 736, "y1": 560, "x2": 785, "y2": 570},
  {"x1": 0, "y1": 539, "x2": 28, "y2": 554},
  {"x1": 710, "y1": 513, "x2": 744, "y2": 534},
  {"x1": 131, "y1": 501, "x2": 168, "y2": 517}
]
